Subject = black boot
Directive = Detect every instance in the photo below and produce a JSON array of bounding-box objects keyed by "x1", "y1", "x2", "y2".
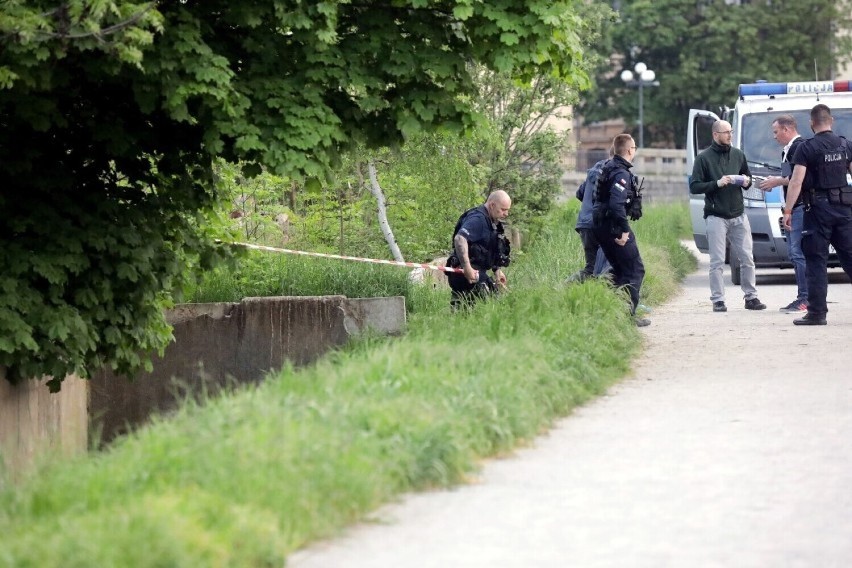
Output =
[{"x1": 793, "y1": 313, "x2": 827, "y2": 326}]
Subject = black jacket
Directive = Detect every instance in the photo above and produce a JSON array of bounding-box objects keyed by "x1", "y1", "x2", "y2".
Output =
[{"x1": 592, "y1": 155, "x2": 635, "y2": 234}]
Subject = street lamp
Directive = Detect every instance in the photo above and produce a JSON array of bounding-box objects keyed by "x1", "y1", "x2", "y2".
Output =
[{"x1": 620, "y1": 62, "x2": 659, "y2": 149}]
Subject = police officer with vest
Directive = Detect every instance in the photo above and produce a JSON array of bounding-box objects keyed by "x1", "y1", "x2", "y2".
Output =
[
  {"x1": 783, "y1": 104, "x2": 852, "y2": 325},
  {"x1": 592, "y1": 133, "x2": 649, "y2": 327},
  {"x1": 567, "y1": 146, "x2": 613, "y2": 283},
  {"x1": 446, "y1": 190, "x2": 512, "y2": 309}
]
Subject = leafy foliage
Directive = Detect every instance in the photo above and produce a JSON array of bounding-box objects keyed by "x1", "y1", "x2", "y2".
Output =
[
  {"x1": 0, "y1": 202, "x2": 691, "y2": 566},
  {"x1": 0, "y1": 1, "x2": 595, "y2": 387},
  {"x1": 579, "y1": 0, "x2": 852, "y2": 146},
  {"x1": 355, "y1": 132, "x2": 492, "y2": 261},
  {"x1": 472, "y1": 67, "x2": 574, "y2": 230},
  {"x1": 472, "y1": 1, "x2": 611, "y2": 229}
]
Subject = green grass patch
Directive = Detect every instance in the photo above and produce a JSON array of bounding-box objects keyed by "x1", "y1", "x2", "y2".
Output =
[
  {"x1": 183, "y1": 252, "x2": 413, "y2": 306},
  {"x1": 0, "y1": 202, "x2": 694, "y2": 567}
]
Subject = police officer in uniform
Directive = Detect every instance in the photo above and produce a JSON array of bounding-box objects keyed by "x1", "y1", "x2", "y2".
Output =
[
  {"x1": 592, "y1": 133, "x2": 649, "y2": 327},
  {"x1": 783, "y1": 104, "x2": 852, "y2": 325},
  {"x1": 446, "y1": 190, "x2": 511, "y2": 309},
  {"x1": 567, "y1": 147, "x2": 613, "y2": 283}
]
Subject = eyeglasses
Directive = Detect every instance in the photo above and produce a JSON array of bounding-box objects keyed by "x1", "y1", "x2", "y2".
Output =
[{"x1": 715, "y1": 130, "x2": 734, "y2": 135}]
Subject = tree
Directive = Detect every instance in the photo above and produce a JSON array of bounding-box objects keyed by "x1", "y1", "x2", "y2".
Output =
[
  {"x1": 273, "y1": 131, "x2": 489, "y2": 263},
  {"x1": 1, "y1": 1, "x2": 595, "y2": 389},
  {"x1": 579, "y1": 0, "x2": 852, "y2": 147},
  {"x1": 358, "y1": 130, "x2": 492, "y2": 261},
  {"x1": 366, "y1": 160, "x2": 405, "y2": 263},
  {"x1": 472, "y1": 0, "x2": 611, "y2": 231},
  {"x1": 473, "y1": 67, "x2": 578, "y2": 232}
]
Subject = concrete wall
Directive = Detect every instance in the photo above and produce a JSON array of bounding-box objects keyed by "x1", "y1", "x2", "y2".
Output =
[
  {"x1": 2, "y1": 295, "x2": 406, "y2": 477},
  {"x1": 0, "y1": 368, "x2": 88, "y2": 483},
  {"x1": 89, "y1": 295, "x2": 406, "y2": 445}
]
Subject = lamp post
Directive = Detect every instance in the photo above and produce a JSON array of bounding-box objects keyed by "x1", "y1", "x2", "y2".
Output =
[{"x1": 620, "y1": 62, "x2": 659, "y2": 149}]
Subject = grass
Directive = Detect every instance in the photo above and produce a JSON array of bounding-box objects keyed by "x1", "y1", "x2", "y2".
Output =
[
  {"x1": 0, "y1": 201, "x2": 695, "y2": 567},
  {"x1": 182, "y1": 252, "x2": 413, "y2": 306}
]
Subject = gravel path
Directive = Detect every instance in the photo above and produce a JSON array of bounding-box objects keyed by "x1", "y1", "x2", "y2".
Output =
[{"x1": 288, "y1": 245, "x2": 852, "y2": 568}]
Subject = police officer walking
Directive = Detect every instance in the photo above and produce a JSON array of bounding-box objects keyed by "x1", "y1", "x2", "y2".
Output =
[
  {"x1": 567, "y1": 147, "x2": 612, "y2": 283},
  {"x1": 446, "y1": 190, "x2": 512, "y2": 309},
  {"x1": 783, "y1": 104, "x2": 852, "y2": 325},
  {"x1": 592, "y1": 134, "x2": 649, "y2": 327}
]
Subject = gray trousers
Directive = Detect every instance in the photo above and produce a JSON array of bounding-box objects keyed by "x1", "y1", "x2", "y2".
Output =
[{"x1": 706, "y1": 214, "x2": 759, "y2": 303}]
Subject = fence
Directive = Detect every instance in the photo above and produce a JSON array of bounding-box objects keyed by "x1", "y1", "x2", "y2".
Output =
[
  {"x1": 565, "y1": 148, "x2": 688, "y2": 177},
  {"x1": 560, "y1": 148, "x2": 689, "y2": 205}
]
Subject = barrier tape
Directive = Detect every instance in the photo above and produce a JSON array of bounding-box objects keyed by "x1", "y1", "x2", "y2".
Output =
[{"x1": 227, "y1": 241, "x2": 464, "y2": 274}]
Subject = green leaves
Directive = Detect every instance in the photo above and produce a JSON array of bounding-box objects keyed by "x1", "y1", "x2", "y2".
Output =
[
  {"x1": 304, "y1": 177, "x2": 323, "y2": 194},
  {"x1": 579, "y1": 0, "x2": 850, "y2": 145},
  {"x1": 1, "y1": 0, "x2": 596, "y2": 388}
]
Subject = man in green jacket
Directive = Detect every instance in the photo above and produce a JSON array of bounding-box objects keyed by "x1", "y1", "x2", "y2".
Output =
[{"x1": 690, "y1": 120, "x2": 766, "y2": 312}]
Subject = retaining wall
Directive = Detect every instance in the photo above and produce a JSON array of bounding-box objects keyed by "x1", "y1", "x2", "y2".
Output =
[
  {"x1": 90, "y1": 295, "x2": 406, "y2": 444},
  {"x1": 1, "y1": 295, "x2": 406, "y2": 477},
  {"x1": 0, "y1": 369, "x2": 88, "y2": 483}
]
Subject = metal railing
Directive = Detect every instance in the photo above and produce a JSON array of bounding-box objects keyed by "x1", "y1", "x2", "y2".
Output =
[{"x1": 565, "y1": 148, "x2": 688, "y2": 176}]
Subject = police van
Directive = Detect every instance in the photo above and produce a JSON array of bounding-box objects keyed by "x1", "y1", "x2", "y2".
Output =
[{"x1": 687, "y1": 80, "x2": 852, "y2": 284}]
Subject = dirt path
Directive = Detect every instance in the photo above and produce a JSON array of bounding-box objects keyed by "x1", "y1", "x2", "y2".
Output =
[{"x1": 289, "y1": 245, "x2": 852, "y2": 568}]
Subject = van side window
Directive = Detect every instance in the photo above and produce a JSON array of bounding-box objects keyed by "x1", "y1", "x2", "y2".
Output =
[{"x1": 694, "y1": 115, "x2": 716, "y2": 153}]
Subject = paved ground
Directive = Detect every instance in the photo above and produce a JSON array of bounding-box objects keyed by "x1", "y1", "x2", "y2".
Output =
[{"x1": 288, "y1": 246, "x2": 852, "y2": 568}]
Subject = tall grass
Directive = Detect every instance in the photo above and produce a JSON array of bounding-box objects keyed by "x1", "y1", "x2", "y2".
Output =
[
  {"x1": 0, "y1": 201, "x2": 695, "y2": 567},
  {"x1": 183, "y1": 253, "x2": 412, "y2": 306}
]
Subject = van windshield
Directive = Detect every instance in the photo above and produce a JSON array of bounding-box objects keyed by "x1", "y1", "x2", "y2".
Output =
[{"x1": 741, "y1": 110, "x2": 852, "y2": 167}]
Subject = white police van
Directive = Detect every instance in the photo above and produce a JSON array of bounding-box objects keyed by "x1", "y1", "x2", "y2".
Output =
[{"x1": 687, "y1": 80, "x2": 852, "y2": 283}]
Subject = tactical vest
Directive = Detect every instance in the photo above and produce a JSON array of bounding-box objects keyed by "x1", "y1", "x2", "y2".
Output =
[
  {"x1": 593, "y1": 160, "x2": 641, "y2": 223},
  {"x1": 627, "y1": 175, "x2": 643, "y2": 221},
  {"x1": 450, "y1": 206, "x2": 511, "y2": 270},
  {"x1": 592, "y1": 159, "x2": 615, "y2": 207},
  {"x1": 812, "y1": 135, "x2": 850, "y2": 190}
]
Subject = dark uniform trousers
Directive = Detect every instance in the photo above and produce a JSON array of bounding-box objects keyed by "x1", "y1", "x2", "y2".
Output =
[
  {"x1": 593, "y1": 227, "x2": 646, "y2": 313},
  {"x1": 447, "y1": 270, "x2": 496, "y2": 309},
  {"x1": 802, "y1": 193, "x2": 852, "y2": 316}
]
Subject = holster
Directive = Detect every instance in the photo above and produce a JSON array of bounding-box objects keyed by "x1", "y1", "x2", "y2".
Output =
[{"x1": 803, "y1": 189, "x2": 814, "y2": 210}]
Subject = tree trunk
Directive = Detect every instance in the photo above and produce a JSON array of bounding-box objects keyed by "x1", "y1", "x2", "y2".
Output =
[
  {"x1": 367, "y1": 160, "x2": 404, "y2": 262},
  {"x1": 288, "y1": 180, "x2": 297, "y2": 212},
  {"x1": 338, "y1": 185, "x2": 345, "y2": 255}
]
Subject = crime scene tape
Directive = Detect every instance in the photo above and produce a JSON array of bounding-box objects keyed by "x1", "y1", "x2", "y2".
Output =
[{"x1": 227, "y1": 241, "x2": 464, "y2": 274}]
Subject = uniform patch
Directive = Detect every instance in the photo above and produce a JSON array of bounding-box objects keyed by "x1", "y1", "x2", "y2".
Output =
[{"x1": 615, "y1": 179, "x2": 627, "y2": 192}]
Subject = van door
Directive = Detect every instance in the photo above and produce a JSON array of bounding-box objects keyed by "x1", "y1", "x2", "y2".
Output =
[{"x1": 686, "y1": 109, "x2": 720, "y2": 253}]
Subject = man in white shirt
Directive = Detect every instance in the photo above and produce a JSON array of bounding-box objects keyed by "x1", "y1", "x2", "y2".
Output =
[{"x1": 759, "y1": 114, "x2": 807, "y2": 312}]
